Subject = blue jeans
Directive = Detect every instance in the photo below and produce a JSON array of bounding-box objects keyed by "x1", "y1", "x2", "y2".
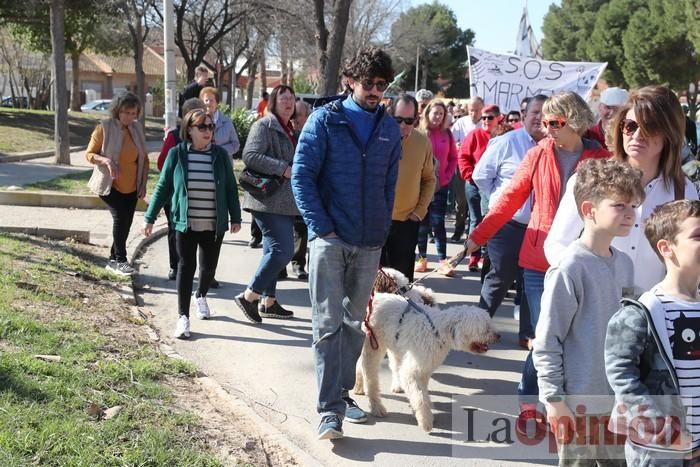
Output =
[
  {"x1": 249, "y1": 211, "x2": 295, "y2": 297},
  {"x1": 518, "y1": 268, "x2": 546, "y2": 402},
  {"x1": 464, "y1": 180, "x2": 483, "y2": 234},
  {"x1": 309, "y1": 236, "x2": 381, "y2": 418},
  {"x1": 417, "y1": 186, "x2": 449, "y2": 260}
]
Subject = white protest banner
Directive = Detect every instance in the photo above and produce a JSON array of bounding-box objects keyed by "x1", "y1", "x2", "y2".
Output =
[{"x1": 468, "y1": 47, "x2": 607, "y2": 112}]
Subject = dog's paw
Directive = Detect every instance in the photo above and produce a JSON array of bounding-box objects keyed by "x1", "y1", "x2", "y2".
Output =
[
  {"x1": 370, "y1": 402, "x2": 388, "y2": 418},
  {"x1": 352, "y1": 384, "x2": 365, "y2": 395},
  {"x1": 417, "y1": 415, "x2": 434, "y2": 432},
  {"x1": 391, "y1": 385, "x2": 404, "y2": 393}
]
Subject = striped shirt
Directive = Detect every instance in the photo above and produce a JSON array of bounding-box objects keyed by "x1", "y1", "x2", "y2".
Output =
[
  {"x1": 186, "y1": 147, "x2": 216, "y2": 232},
  {"x1": 658, "y1": 289, "x2": 700, "y2": 449}
]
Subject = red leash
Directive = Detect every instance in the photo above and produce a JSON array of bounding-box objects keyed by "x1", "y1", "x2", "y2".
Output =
[{"x1": 364, "y1": 288, "x2": 380, "y2": 350}]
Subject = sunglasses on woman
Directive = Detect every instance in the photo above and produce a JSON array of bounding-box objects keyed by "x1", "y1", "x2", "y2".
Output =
[
  {"x1": 620, "y1": 119, "x2": 640, "y2": 136},
  {"x1": 359, "y1": 79, "x2": 388, "y2": 92},
  {"x1": 394, "y1": 116, "x2": 416, "y2": 125},
  {"x1": 194, "y1": 123, "x2": 215, "y2": 132},
  {"x1": 481, "y1": 115, "x2": 497, "y2": 121},
  {"x1": 543, "y1": 119, "x2": 567, "y2": 129}
]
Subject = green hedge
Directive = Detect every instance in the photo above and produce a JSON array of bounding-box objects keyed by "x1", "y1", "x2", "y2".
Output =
[{"x1": 223, "y1": 106, "x2": 256, "y2": 159}]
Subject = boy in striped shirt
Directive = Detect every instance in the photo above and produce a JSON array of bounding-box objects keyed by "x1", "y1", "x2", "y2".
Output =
[{"x1": 606, "y1": 199, "x2": 700, "y2": 465}]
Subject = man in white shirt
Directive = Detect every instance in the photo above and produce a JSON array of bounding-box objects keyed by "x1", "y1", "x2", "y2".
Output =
[
  {"x1": 452, "y1": 97, "x2": 484, "y2": 146},
  {"x1": 449, "y1": 97, "x2": 484, "y2": 241},
  {"x1": 471, "y1": 94, "x2": 547, "y2": 346}
]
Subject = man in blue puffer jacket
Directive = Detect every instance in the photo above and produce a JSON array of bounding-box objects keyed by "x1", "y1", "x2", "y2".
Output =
[{"x1": 292, "y1": 46, "x2": 401, "y2": 441}]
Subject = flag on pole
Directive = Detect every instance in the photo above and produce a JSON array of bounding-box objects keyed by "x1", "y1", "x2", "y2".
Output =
[{"x1": 515, "y1": 2, "x2": 542, "y2": 58}]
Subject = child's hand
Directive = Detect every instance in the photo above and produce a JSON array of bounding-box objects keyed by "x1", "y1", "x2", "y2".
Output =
[{"x1": 546, "y1": 401, "x2": 575, "y2": 444}]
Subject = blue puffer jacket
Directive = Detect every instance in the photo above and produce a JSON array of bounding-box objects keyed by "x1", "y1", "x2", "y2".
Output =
[{"x1": 291, "y1": 98, "x2": 401, "y2": 247}]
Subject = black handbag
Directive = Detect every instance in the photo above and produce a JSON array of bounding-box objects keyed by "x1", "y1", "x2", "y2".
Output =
[{"x1": 238, "y1": 168, "x2": 284, "y2": 197}]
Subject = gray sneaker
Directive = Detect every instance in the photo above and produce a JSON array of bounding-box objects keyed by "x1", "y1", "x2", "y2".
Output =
[
  {"x1": 107, "y1": 260, "x2": 135, "y2": 276},
  {"x1": 317, "y1": 414, "x2": 343, "y2": 440},
  {"x1": 343, "y1": 396, "x2": 368, "y2": 423}
]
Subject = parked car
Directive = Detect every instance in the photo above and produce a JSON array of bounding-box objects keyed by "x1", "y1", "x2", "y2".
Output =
[
  {"x1": 81, "y1": 99, "x2": 111, "y2": 113},
  {"x1": 1, "y1": 96, "x2": 29, "y2": 108}
]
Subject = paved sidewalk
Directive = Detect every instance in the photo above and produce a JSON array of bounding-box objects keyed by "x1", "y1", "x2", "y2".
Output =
[
  {"x1": 0, "y1": 140, "x2": 162, "y2": 187},
  {"x1": 136, "y1": 213, "x2": 555, "y2": 467}
]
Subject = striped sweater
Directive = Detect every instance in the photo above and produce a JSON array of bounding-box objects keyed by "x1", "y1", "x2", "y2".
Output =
[{"x1": 186, "y1": 148, "x2": 216, "y2": 231}]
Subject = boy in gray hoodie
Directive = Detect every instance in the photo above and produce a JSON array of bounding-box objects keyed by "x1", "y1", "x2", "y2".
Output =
[{"x1": 533, "y1": 159, "x2": 644, "y2": 465}]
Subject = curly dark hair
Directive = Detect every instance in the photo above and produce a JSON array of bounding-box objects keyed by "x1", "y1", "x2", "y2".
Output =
[{"x1": 342, "y1": 46, "x2": 395, "y2": 83}]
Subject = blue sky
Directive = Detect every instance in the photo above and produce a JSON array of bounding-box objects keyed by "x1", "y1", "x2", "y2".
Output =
[{"x1": 407, "y1": 0, "x2": 562, "y2": 54}]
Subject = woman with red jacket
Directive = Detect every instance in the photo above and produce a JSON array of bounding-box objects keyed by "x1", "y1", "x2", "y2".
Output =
[
  {"x1": 465, "y1": 91, "x2": 609, "y2": 434},
  {"x1": 458, "y1": 103, "x2": 502, "y2": 271}
]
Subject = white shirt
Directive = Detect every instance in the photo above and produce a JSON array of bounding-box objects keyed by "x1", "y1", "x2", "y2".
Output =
[
  {"x1": 452, "y1": 116, "x2": 479, "y2": 147},
  {"x1": 472, "y1": 127, "x2": 536, "y2": 225},
  {"x1": 544, "y1": 175, "x2": 699, "y2": 290}
]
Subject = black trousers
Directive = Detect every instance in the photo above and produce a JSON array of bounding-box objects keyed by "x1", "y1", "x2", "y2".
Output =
[
  {"x1": 291, "y1": 216, "x2": 308, "y2": 269},
  {"x1": 175, "y1": 229, "x2": 224, "y2": 317},
  {"x1": 380, "y1": 219, "x2": 421, "y2": 283},
  {"x1": 251, "y1": 220, "x2": 262, "y2": 242},
  {"x1": 163, "y1": 202, "x2": 179, "y2": 270},
  {"x1": 99, "y1": 189, "x2": 138, "y2": 263},
  {"x1": 479, "y1": 220, "x2": 534, "y2": 339}
]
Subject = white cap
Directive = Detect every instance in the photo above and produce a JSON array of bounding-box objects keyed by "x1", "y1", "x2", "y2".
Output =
[{"x1": 600, "y1": 87, "x2": 628, "y2": 106}]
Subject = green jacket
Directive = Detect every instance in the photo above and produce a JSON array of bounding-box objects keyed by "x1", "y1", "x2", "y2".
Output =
[{"x1": 145, "y1": 142, "x2": 242, "y2": 234}]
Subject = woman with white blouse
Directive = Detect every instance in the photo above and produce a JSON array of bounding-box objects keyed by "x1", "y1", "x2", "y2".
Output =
[{"x1": 545, "y1": 85, "x2": 698, "y2": 290}]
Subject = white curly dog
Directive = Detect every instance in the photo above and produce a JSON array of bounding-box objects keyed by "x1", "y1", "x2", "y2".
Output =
[{"x1": 353, "y1": 269, "x2": 499, "y2": 432}]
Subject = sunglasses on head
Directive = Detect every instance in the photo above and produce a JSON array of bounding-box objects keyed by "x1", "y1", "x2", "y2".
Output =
[
  {"x1": 543, "y1": 119, "x2": 567, "y2": 129},
  {"x1": 194, "y1": 123, "x2": 215, "y2": 132},
  {"x1": 481, "y1": 115, "x2": 497, "y2": 121},
  {"x1": 359, "y1": 79, "x2": 388, "y2": 92},
  {"x1": 394, "y1": 116, "x2": 416, "y2": 125},
  {"x1": 620, "y1": 119, "x2": 640, "y2": 136}
]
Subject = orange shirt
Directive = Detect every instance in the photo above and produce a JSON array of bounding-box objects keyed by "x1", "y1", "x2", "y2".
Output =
[{"x1": 86, "y1": 125, "x2": 139, "y2": 194}]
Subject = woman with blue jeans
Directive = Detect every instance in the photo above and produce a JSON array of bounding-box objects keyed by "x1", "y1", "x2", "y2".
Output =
[
  {"x1": 234, "y1": 85, "x2": 299, "y2": 322},
  {"x1": 415, "y1": 99, "x2": 458, "y2": 277}
]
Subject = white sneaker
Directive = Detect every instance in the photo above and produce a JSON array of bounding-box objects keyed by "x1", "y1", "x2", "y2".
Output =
[
  {"x1": 174, "y1": 315, "x2": 190, "y2": 339},
  {"x1": 194, "y1": 295, "x2": 211, "y2": 319}
]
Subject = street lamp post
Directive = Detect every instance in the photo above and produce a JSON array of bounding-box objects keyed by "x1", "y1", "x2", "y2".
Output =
[
  {"x1": 414, "y1": 45, "x2": 420, "y2": 92},
  {"x1": 164, "y1": 0, "x2": 177, "y2": 129}
]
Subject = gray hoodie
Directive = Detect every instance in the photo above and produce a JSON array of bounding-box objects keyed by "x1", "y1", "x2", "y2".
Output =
[{"x1": 533, "y1": 240, "x2": 634, "y2": 413}]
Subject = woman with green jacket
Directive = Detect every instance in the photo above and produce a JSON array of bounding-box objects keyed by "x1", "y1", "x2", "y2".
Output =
[{"x1": 144, "y1": 108, "x2": 242, "y2": 339}]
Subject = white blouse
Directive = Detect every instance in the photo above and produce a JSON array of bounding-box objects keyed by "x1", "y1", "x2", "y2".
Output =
[{"x1": 544, "y1": 174, "x2": 699, "y2": 290}]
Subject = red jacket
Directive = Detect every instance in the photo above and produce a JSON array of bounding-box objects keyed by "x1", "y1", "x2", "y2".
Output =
[
  {"x1": 157, "y1": 129, "x2": 178, "y2": 171},
  {"x1": 458, "y1": 128, "x2": 490, "y2": 182},
  {"x1": 470, "y1": 138, "x2": 610, "y2": 272},
  {"x1": 583, "y1": 120, "x2": 606, "y2": 148}
]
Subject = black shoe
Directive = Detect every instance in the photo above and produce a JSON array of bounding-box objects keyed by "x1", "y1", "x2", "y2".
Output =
[
  {"x1": 209, "y1": 278, "x2": 220, "y2": 288},
  {"x1": 260, "y1": 301, "x2": 294, "y2": 319},
  {"x1": 292, "y1": 264, "x2": 308, "y2": 280},
  {"x1": 450, "y1": 234, "x2": 463, "y2": 243},
  {"x1": 278, "y1": 268, "x2": 288, "y2": 280},
  {"x1": 168, "y1": 268, "x2": 176, "y2": 280},
  {"x1": 249, "y1": 238, "x2": 262, "y2": 249},
  {"x1": 234, "y1": 293, "x2": 262, "y2": 323}
]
